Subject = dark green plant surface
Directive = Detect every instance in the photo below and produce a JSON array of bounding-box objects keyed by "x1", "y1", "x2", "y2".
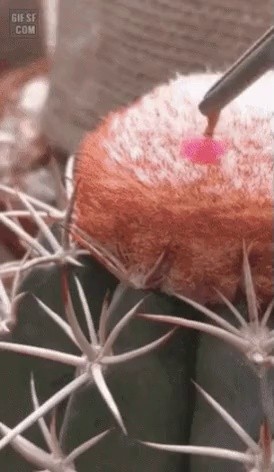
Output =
[{"x1": 0, "y1": 257, "x2": 198, "y2": 471}]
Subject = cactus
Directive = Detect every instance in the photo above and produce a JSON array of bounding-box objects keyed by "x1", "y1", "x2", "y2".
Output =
[
  {"x1": 0, "y1": 158, "x2": 273, "y2": 471},
  {"x1": 0, "y1": 71, "x2": 273, "y2": 471}
]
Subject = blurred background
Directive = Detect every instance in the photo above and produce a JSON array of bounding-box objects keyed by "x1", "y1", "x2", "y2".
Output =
[{"x1": 0, "y1": 0, "x2": 272, "y2": 151}]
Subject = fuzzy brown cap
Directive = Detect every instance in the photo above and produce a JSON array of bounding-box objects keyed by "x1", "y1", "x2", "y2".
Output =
[{"x1": 73, "y1": 72, "x2": 273, "y2": 305}]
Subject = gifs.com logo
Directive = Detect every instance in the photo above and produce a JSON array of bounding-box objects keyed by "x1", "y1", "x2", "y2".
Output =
[{"x1": 9, "y1": 9, "x2": 38, "y2": 38}]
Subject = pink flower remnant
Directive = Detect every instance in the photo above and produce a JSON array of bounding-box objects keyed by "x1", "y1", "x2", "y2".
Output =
[{"x1": 180, "y1": 136, "x2": 227, "y2": 165}]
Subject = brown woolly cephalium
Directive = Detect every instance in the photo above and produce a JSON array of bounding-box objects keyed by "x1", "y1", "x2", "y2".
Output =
[{"x1": 72, "y1": 72, "x2": 273, "y2": 306}]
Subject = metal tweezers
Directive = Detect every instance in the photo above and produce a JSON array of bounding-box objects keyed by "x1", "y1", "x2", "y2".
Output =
[{"x1": 199, "y1": 26, "x2": 274, "y2": 116}]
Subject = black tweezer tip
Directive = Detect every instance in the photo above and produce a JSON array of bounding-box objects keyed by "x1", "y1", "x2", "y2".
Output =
[{"x1": 198, "y1": 26, "x2": 274, "y2": 117}]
